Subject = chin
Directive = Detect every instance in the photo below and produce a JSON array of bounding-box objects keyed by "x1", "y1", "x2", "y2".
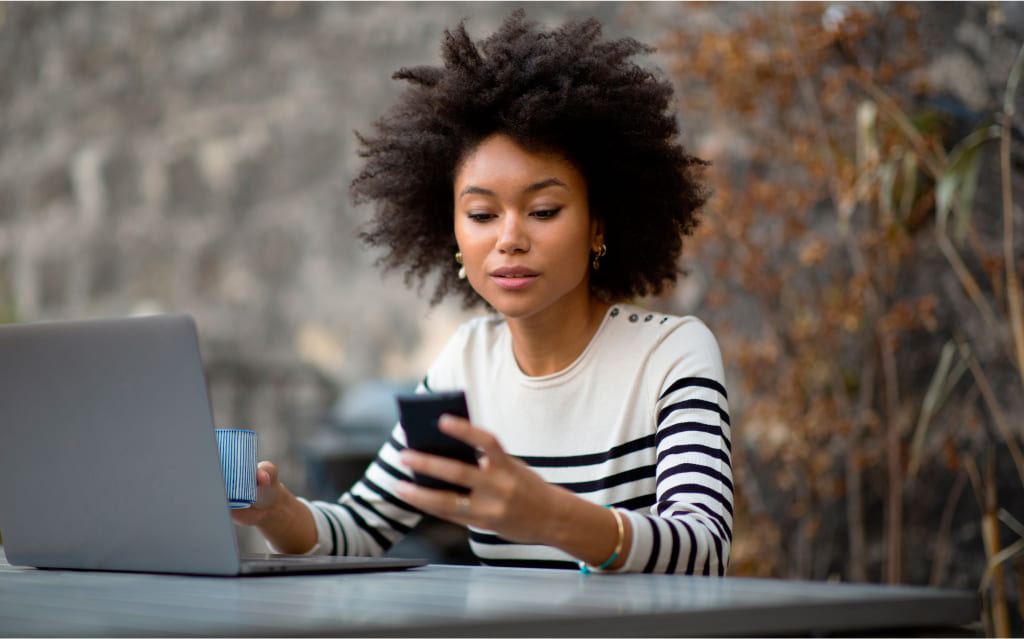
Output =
[
  {"x1": 481, "y1": 291, "x2": 548, "y2": 321},
  {"x1": 489, "y1": 301, "x2": 541, "y2": 320}
]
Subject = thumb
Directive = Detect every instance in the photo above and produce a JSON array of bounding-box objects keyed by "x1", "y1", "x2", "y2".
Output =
[{"x1": 256, "y1": 460, "x2": 278, "y2": 487}]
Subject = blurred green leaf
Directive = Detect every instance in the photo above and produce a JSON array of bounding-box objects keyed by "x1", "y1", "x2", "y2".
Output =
[
  {"x1": 908, "y1": 340, "x2": 964, "y2": 477},
  {"x1": 935, "y1": 173, "x2": 957, "y2": 232},
  {"x1": 954, "y1": 146, "x2": 983, "y2": 243},
  {"x1": 935, "y1": 125, "x2": 999, "y2": 236}
]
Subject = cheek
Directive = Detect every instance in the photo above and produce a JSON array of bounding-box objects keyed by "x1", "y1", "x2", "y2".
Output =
[
  {"x1": 551, "y1": 221, "x2": 594, "y2": 263},
  {"x1": 453, "y1": 220, "x2": 481, "y2": 254}
]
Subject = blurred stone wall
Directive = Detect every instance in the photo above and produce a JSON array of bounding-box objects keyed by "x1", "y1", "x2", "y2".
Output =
[{"x1": 0, "y1": 2, "x2": 640, "y2": 532}]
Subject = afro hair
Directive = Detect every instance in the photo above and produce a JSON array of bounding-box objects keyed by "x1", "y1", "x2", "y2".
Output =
[{"x1": 352, "y1": 9, "x2": 708, "y2": 307}]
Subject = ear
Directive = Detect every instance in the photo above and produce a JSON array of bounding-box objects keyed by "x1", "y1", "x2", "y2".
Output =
[{"x1": 589, "y1": 217, "x2": 605, "y2": 252}]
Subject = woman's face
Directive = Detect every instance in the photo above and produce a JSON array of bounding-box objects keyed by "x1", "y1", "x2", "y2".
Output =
[{"x1": 453, "y1": 134, "x2": 603, "y2": 321}]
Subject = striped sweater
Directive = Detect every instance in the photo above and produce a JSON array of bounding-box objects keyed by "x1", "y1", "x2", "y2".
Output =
[{"x1": 296, "y1": 304, "x2": 733, "y2": 574}]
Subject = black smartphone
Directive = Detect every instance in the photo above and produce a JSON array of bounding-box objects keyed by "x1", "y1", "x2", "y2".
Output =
[{"x1": 396, "y1": 391, "x2": 477, "y2": 494}]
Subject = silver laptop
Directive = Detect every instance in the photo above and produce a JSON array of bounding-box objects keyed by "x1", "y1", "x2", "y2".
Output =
[{"x1": 0, "y1": 314, "x2": 425, "y2": 576}]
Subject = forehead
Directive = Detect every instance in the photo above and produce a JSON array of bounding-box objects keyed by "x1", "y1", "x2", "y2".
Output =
[{"x1": 454, "y1": 134, "x2": 584, "y2": 191}]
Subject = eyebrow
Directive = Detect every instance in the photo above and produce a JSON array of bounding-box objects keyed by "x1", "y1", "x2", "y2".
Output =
[{"x1": 458, "y1": 177, "x2": 569, "y2": 199}]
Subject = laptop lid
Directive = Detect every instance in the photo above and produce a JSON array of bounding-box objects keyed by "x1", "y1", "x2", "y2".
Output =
[
  {"x1": 0, "y1": 313, "x2": 431, "y2": 578},
  {"x1": 0, "y1": 314, "x2": 247, "y2": 575}
]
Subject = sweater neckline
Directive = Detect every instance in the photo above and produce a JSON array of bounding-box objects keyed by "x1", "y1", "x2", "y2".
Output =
[{"x1": 504, "y1": 305, "x2": 619, "y2": 388}]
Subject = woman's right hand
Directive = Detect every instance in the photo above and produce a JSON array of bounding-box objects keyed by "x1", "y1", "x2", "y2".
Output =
[
  {"x1": 228, "y1": 460, "x2": 319, "y2": 555},
  {"x1": 230, "y1": 461, "x2": 284, "y2": 527}
]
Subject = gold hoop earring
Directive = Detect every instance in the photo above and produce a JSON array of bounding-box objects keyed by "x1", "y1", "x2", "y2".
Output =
[
  {"x1": 592, "y1": 244, "x2": 607, "y2": 270},
  {"x1": 455, "y1": 252, "x2": 466, "y2": 280}
]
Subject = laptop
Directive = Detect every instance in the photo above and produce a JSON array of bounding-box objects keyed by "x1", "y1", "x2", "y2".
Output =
[{"x1": 0, "y1": 313, "x2": 426, "y2": 576}]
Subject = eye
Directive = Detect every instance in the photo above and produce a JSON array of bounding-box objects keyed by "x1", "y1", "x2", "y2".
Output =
[
  {"x1": 467, "y1": 211, "x2": 496, "y2": 223},
  {"x1": 531, "y1": 207, "x2": 562, "y2": 219}
]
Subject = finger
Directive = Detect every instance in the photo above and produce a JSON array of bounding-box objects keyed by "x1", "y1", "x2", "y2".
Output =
[
  {"x1": 438, "y1": 415, "x2": 506, "y2": 461},
  {"x1": 230, "y1": 507, "x2": 263, "y2": 526},
  {"x1": 394, "y1": 480, "x2": 472, "y2": 523},
  {"x1": 400, "y1": 449, "x2": 479, "y2": 490}
]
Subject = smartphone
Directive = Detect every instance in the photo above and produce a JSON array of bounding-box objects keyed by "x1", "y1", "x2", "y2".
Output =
[{"x1": 396, "y1": 391, "x2": 477, "y2": 494}]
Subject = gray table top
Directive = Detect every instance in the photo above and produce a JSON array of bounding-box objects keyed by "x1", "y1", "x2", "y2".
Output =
[{"x1": 0, "y1": 547, "x2": 980, "y2": 637}]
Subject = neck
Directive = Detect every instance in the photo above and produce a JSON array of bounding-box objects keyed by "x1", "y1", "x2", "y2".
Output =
[{"x1": 505, "y1": 294, "x2": 610, "y2": 377}]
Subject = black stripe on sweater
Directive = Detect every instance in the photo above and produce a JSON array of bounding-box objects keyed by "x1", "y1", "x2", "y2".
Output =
[
  {"x1": 656, "y1": 421, "x2": 732, "y2": 454},
  {"x1": 374, "y1": 457, "x2": 414, "y2": 484},
  {"x1": 661, "y1": 483, "x2": 735, "y2": 517},
  {"x1": 666, "y1": 520, "x2": 682, "y2": 574},
  {"x1": 656, "y1": 442, "x2": 731, "y2": 466},
  {"x1": 518, "y1": 435, "x2": 655, "y2": 468},
  {"x1": 337, "y1": 502, "x2": 392, "y2": 552},
  {"x1": 659, "y1": 376, "x2": 728, "y2": 401},
  {"x1": 318, "y1": 503, "x2": 351, "y2": 556},
  {"x1": 388, "y1": 434, "x2": 406, "y2": 452},
  {"x1": 690, "y1": 501, "x2": 733, "y2": 542},
  {"x1": 643, "y1": 517, "x2": 661, "y2": 574},
  {"x1": 350, "y1": 493, "x2": 413, "y2": 535},
  {"x1": 655, "y1": 499, "x2": 733, "y2": 543},
  {"x1": 556, "y1": 464, "x2": 655, "y2": 494},
  {"x1": 658, "y1": 399, "x2": 731, "y2": 427},
  {"x1": 658, "y1": 461, "x2": 734, "y2": 493},
  {"x1": 615, "y1": 494, "x2": 656, "y2": 511},
  {"x1": 469, "y1": 530, "x2": 515, "y2": 545},
  {"x1": 314, "y1": 503, "x2": 339, "y2": 556},
  {"x1": 713, "y1": 530, "x2": 724, "y2": 576},
  {"x1": 680, "y1": 518, "x2": 698, "y2": 574},
  {"x1": 359, "y1": 477, "x2": 422, "y2": 517}
]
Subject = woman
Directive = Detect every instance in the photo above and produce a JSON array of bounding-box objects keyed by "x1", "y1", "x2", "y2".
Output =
[{"x1": 234, "y1": 10, "x2": 732, "y2": 575}]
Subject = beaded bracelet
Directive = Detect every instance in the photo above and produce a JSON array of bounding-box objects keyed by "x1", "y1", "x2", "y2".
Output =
[{"x1": 579, "y1": 506, "x2": 625, "y2": 574}]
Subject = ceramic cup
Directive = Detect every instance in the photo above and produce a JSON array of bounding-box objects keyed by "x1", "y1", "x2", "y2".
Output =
[{"x1": 215, "y1": 428, "x2": 257, "y2": 509}]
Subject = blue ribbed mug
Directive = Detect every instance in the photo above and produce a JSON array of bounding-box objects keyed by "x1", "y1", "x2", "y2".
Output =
[{"x1": 215, "y1": 428, "x2": 258, "y2": 509}]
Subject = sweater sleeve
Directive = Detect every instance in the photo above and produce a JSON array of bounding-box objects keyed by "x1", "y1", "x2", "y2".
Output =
[
  {"x1": 616, "y1": 318, "x2": 733, "y2": 575},
  {"x1": 278, "y1": 323, "x2": 474, "y2": 557},
  {"x1": 287, "y1": 421, "x2": 421, "y2": 556}
]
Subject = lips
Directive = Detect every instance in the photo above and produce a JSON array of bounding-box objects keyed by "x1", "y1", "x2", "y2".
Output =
[{"x1": 490, "y1": 266, "x2": 539, "y2": 290}]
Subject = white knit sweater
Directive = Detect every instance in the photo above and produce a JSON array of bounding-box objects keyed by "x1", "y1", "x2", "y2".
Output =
[{"x1": 296, "y1": 304, "x2": 733, "y2": 574}]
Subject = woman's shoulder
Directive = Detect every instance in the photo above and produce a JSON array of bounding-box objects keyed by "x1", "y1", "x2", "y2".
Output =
[
  {"x1": 602, "y1": 303, "x2": 717, "y2": 345},
  {"x1": 600, "y1": 303, "x2": 723, "y2": 378},
  {"x1": 426, "y1": 314, "x2": 507, "y2": 377}
]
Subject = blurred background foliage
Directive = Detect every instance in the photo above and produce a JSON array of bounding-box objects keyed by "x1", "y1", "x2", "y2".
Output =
[
  {"x1": 657, "y1": 3, "x2": 1024, "y2": 634},
  {"x1": 0, "y1": 3, "x2": 1022, "y2": 633}
]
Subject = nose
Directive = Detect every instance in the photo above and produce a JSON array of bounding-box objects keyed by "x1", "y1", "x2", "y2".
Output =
[{"x1": 496, "y1": 213, "x2": 529, "y2": 254}]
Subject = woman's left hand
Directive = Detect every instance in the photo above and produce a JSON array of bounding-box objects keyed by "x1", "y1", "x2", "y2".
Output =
[{"x1": 396, "y1": 414, "x2": 570, "y2": 546}]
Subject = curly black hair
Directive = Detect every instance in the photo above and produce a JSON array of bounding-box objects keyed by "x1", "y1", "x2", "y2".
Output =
[{"x1": 352, "y1": 9, "x2": 708, "y2": 308}]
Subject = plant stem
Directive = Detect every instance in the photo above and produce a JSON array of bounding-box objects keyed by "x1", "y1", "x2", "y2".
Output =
[
  {"x1": 1001, "y1": 43, "x2": 1024, "y2": 395},
  {"x1": 957, "y1": 334, "x2": 1024, "y2": 487},
  {"x1": 930, "y1": 470, "x2": 966, "y2": 587},
  {"x1": 982, "y1": 453, "x2": 1012, "y2": 638},
  {"x1": 846, "y1": 356, "x2": 874, "y2": 583},
  {"x1": 880, "y1": 329, "x2": 903, "y2": 584},
  {"x1": 935, "y1": 232, "x2": 1002, "y2": 333}
]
